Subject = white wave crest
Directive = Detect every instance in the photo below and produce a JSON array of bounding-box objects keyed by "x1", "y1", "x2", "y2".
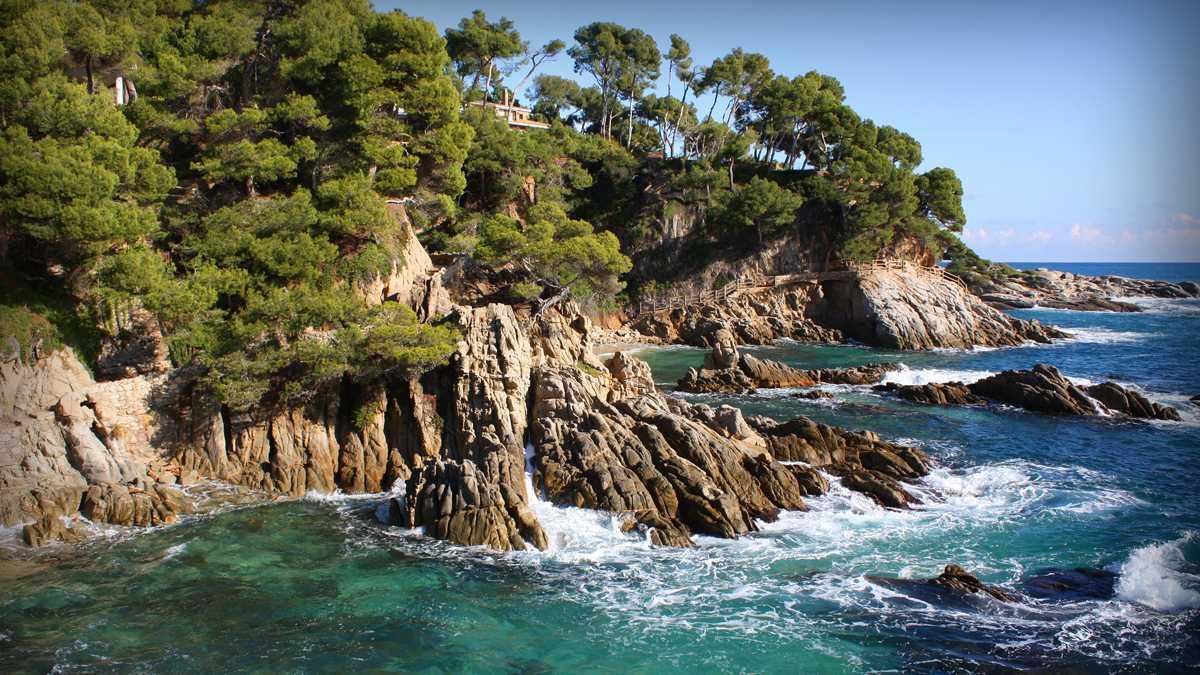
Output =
[
  {"x1": 880, "y1": 364, "x2": 996, "y2": 386},
  {"x1": 1114, "y1": 532, "x2": 1200, "y2": 612},
  {"x1": 1123, "y1": 296, "x2": 1200, "y2": 315},
  {"x1": 1065, "y1": 327, "x2": 1156, "y2": 344}
]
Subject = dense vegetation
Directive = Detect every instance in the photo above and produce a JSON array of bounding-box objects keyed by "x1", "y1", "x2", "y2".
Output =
[{"x1": 0, "y1": 0, "x2": 977, "y2": 408}]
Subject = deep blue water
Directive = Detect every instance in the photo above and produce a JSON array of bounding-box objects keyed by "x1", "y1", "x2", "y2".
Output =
[
  {"x1": 1004, "y1": 261, "x2": 1200, "y2": 283},
  {"x1": 1, "y1": 265, "x2": 1198, "y2": 673}
]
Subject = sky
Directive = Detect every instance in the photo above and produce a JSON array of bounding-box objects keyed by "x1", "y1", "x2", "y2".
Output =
[{"x1": 382, "y1": 0, "x2": 1200, "y2": 262}]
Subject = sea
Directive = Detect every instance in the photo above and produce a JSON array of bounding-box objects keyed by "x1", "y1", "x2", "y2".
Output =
[{"x1": 1, "y1": 263, "x2": 1197, "y2": 673}]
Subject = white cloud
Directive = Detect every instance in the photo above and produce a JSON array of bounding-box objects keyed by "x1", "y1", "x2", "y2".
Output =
[
  {"x1": 1069, "y1": 223, "x2": 1104, "y2": 241},
  {"x1": 997, "y1": 228, "x2": 1015, "y2": 240},
  {"x1": 1173, "y1": 212, "x2": 1200, "y2": 226},
  {"x1": 963, "y1": 226, "x2": 989, "y2": 241},
  {"x1": 1025, "y1": 230, "x2": 1052, "y2": 243}
]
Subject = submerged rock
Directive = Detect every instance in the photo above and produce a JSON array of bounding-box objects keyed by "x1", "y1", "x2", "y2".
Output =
[
  {"x1": 1022, "y1": 567, "x2": 1117, "y2": 602},
  {"x1": 867, "y1": 564, "x2": 1017, "y2": 605}
]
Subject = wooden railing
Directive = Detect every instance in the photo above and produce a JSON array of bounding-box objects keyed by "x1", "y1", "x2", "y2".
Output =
[{"x1": 631, "y1": 258, "x2": 968, "y2": 317}]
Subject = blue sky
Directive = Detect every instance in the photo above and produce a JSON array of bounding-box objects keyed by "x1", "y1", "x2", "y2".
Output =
[{"x1": 382, "y1": 0, "x2": 1200, "y2": 262}]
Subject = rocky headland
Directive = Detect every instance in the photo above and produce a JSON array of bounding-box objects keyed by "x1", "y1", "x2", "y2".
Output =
[
  {"x1": 2, "y1": 230, "x2": 943, "y2": 551},
  {"x1": 969, "y1": 267, "x2": 1200, "y2": 312}
]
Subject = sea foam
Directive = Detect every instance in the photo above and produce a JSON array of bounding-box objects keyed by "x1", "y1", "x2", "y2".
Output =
[{"x1": 1114, "y1": 532, "x2": 1200, "y2": 612}]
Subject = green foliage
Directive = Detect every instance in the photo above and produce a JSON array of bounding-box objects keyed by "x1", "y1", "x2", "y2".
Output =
[
  {"x1": 715, "y1": 177, "x2": 802, "y2": 243},
  {"x1": 0, "y1": 305, "x2": 61, "y2": 363},
  {"x1": 476, "y1": 202, "x2": 631, "y2": 303}
]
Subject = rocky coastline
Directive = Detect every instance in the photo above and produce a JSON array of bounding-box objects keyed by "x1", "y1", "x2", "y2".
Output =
[
  {"x1": 969, "y1": 267, "x2": 1200, "y2": 312},
  {"x1": 1, "y1": 234, "x2": 1189, "y2": 554}
]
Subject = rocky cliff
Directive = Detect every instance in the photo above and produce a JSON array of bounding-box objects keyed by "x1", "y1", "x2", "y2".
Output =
[
  {"x1": 3, "y1": 228, "x2": 952, "y2": 551},
  {"x1": 635, "y1": 264, "x2": 1064, "y2": 351}
]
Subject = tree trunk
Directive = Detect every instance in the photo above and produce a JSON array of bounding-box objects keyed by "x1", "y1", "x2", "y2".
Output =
[
  {"x1": 85, "y1": 56, "x2": 94, "y2": 95},
  {"x1": 626, "y1": 84, "x2": 635, "y2": 148}
]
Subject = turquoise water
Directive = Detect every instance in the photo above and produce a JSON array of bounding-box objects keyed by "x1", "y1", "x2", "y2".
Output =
[{"x1": 2, "y1": 268, "x2": 1199, "y2": 672}]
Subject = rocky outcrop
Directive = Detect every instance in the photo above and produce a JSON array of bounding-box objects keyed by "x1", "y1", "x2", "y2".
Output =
[
  {"x1": 677, "y1": 333, "x2": 897, "y2": 394},
  {"x1": 876, "y1": 364, "x2": 1181, "y2": 421},
  {"x1": 0, "y1": 349, "x2": 192, "y2": 546},
  {"x1": 748, "y1": 416, "x2": 930, "y2": 509},
  {"x1": 530, "y1": 365, "x2": 808, "y2": 546},
  {"x1": 969, "y1": 267, "x2": 1199, "y2": 312},
  {"x1": 928, "y1": 564, "x2": 1018, "y2": 602},
  {"x1": 873, "y1": 382, "x2": 987, "y2": 406},
  {"x1": 812, "y1": 266, "x2": 1066, "y2": 350}
]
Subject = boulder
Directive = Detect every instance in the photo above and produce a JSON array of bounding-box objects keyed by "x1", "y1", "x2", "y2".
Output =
[{"x1": 813, "y1": 265, "x2": 1067, "y2": 350}]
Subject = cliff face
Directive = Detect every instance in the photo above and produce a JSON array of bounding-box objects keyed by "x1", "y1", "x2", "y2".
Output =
[
  {"x1": 636, "y1": 265, "x2": 1064, "y2": 351},
  {"x1": 811, "y1": 266, "x2": 1066, "y2": 350}
]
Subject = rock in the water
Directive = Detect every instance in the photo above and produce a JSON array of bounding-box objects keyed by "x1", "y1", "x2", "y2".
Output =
[
  {"x1": 1084, "y1": 382, "x2": 1181, "y2": 421},
  {"x1": 678, "y1": 341, "x2": 896, "y2": 394},
  {"x1": 929, "y1": 564, "x2": 1018, "y2": 602},
  {"x1": 748, "y1": 415, "x2": 929, "y2": 509},
  {"x1": 969, "y1": 365, "x2": 1181, "y2": 420},
  {"x1": 1022, "y1": 567, "x2": 1117, "y2": 601},
  {"x1": 968, "y1": 267, "x2": 1200, "y2": 312},
  {"x1": 969, "y1": 364, "x2": 1102, "y2": 416},
  {"x1": 873, "y1": 382, "x2": 986, "y2": 406}
]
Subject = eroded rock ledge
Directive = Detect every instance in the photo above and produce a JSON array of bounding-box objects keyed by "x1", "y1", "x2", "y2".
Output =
[{"x1": 875, "y1": 364, "x2": 1181, "y2": 421}]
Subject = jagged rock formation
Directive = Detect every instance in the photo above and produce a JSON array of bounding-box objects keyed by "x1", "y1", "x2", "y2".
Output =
[
  {"x1": 3, "y1": 225, "x2": 941, "y2": 552},
  {"x1": 969, "y1": 268, "x2": 1200, "y2": 312},
  {"x1": 677, "y1": 330, "x2": 897, "y2": 394},
  {"x1": 876, "y1": 364, "x2": 1181, "y2": 421},
  {"x1": 748, "y1": 415, "x2": 930, "y2": 509},
  {"x1": 812, "y1": 266, "x2": 1066, "y2": 350}
]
